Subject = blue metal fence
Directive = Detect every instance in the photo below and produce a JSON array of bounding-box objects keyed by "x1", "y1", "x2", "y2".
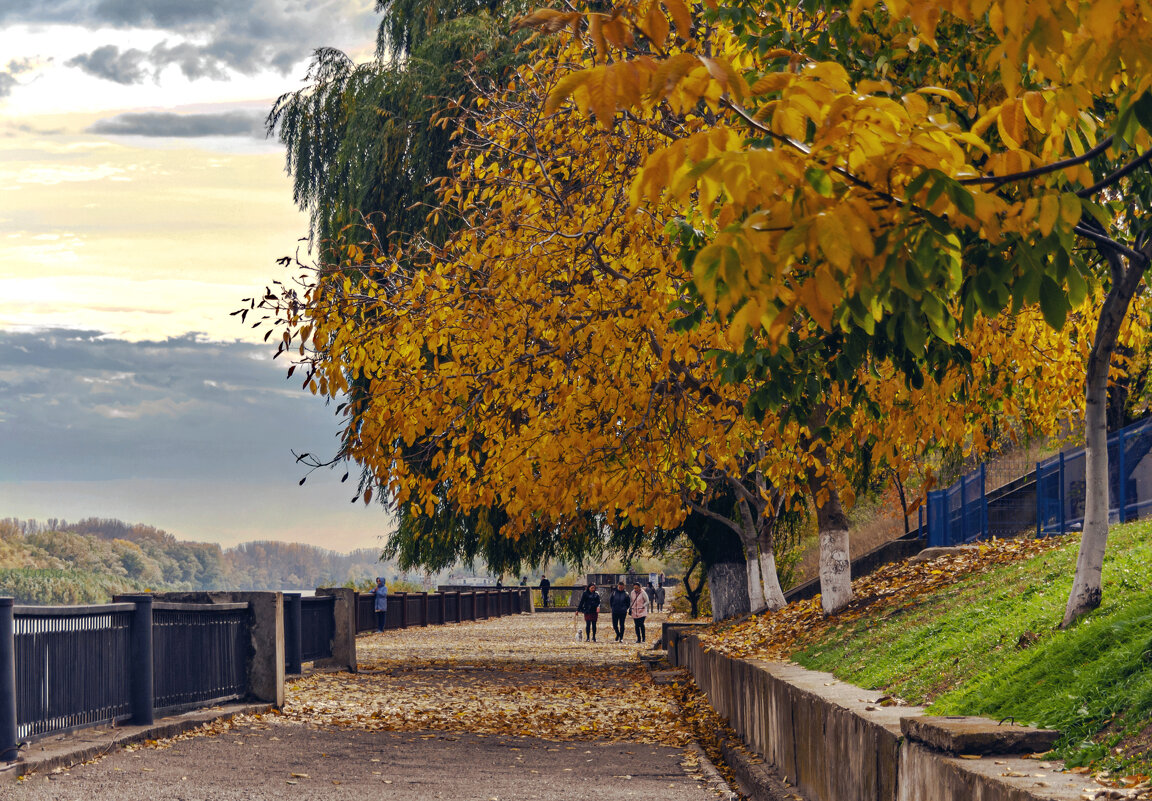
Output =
[
  {"x1": 924, "y1": 416, "x2": 1152, "y2": 547},
  {"x1": 924, "y1": 464, "x2": 989, "y2": 547},
  {"x1": 1037, "y1": 416, "x2": 1152, "y2": 535}
]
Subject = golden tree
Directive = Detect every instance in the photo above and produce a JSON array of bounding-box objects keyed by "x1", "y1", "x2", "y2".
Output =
[{"x1": 523, "y1": 0, "x2": 1152, "y2": 621}]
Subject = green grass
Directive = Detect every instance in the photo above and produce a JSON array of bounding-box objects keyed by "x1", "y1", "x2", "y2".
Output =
[{"x1": 791, "y1": 521, "x2": 1152, "y2": 773}]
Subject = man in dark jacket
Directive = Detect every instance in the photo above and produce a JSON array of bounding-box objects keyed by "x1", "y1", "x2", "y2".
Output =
[
  {"x1": 539, "y1": 576, "x2": 551, "y2": 608},
  {"x1": 609, "y1": 581, "x2": 630, "y2": 642}
]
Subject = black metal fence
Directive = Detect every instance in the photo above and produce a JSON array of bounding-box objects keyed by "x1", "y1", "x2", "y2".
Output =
[
  {"x1": 353, "y1": 589, "x2": 529, "y2": 634},
  {"x1": 300, "y1": 596, "x2": 335, "y2": 662},
  {"x1": 152, "y1": 603, "x2": 248, "y2": 716},
  {"x1": 0, "y1": 595, "x2": 251, "y2": 761}
]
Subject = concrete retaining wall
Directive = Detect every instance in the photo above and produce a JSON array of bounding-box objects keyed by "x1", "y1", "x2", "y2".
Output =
[{"x1": 670, "y1": 634, "x2": 1099, "y2": 801}]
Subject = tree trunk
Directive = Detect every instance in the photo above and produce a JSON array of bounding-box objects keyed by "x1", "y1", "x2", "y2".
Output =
[
  {"x1": 1063, "y1": 256, "x2": 1142, "y2": 627},
  {"x1": 744, "y1": 541, "x2": 767, "y2": 612},
  {"x1": 707, "y1": 560, "x2": 750, "y2": 621},
  {"x1": 806, "y1": 411, "x2": 854, "y2": 615},
  {"x1": 757, "y1": 544, "x2": 788, "y2": 610},
  {"x1": 685, "y1": 514, "x2": 751, "y2": 621}
]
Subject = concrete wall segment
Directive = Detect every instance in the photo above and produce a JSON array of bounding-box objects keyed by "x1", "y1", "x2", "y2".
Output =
[{"x1": 676, "y1": 634, "x2": 1099, "y2": 801}]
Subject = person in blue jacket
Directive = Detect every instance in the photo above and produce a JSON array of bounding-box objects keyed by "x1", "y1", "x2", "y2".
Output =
[{"x1": 371, "y1": 577, "x2": 388, "y2": 632}]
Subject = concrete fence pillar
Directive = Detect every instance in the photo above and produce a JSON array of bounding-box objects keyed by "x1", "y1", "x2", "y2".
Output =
[
  {"x1": 316, "y1": 588, "x2": 357, "y2": 673},
  {"x1": 0, "y1": 598, "x2": 18, "y2": 763}
]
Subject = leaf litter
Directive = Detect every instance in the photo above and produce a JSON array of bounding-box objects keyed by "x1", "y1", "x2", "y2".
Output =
[{"x1": 701, "y1": 535, "x2": 1068, "y2": 661}]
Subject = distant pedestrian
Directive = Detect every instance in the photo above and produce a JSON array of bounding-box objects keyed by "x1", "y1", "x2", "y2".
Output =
[
  {"x1": 496, "y1": 577, "x2": 503, "y2": 589},
  {"x1": 645, "y1": 581, "x2": 656, "y2": 607},
  {"x1": 609, "y1": 581, "x2": 630, "y2": 642},
  {"x1": 539, "y1": 576, "x2": 551, "y2": 608},
  {"x1": 371, "y1": 577, "x2": 388, "y2": 632},
  {"x1": 658, "y1": 572, "x2": 666, "y2": 587},
  {"x1": 520, "y1": 576, "x2": 527, "y2": 586},
  {"x1": 630, "y1": 581, "x2": 649, "y2": 643},
  {"x1": 655, "y1": 583, "x2": 666, "y2": 612},
  {"x1": 577, "y1": 583, "x2": 602, "y2": 642}
]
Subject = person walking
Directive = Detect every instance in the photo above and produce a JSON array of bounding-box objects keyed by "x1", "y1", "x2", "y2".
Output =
[
  {"x1": 630, "y1": 581, "x2": 650, "y2": 644},
  {"x1": 577, "y1": 583, "x2": 602, "y2": 642},
  {"x1": 655, "y1": 583, "x2": 666, "y2": 612},
  {"x1": 645, "y1": 581, "x2": 656, "y2": 608},
  {"x1": 539, "y1": 576, "x2": 551, "y2": 608},
  {"x1": 371, "y1": 576, "x2": 388, "y2": 632},
  {"x1": 609, "y1": 581, "x2": 630, "y2": 642}
]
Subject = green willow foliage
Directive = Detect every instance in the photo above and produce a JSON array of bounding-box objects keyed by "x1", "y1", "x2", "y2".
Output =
[{"x1": 268, "y1": 13, "x2": 529, "y2": 257}]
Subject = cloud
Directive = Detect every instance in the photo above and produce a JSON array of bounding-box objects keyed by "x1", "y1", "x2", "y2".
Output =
[
  {"x1": 0, "y1": 328, "x2": 344, "y2": 483},
  {"x1": 65, "y1": 44, "x2": 148, "y2": 84},
  {"x1": 88, "y1": 110, "x2": 265, "y2": 138},
  {"x1": 8, "y1": 0, "x2": 379, "y2": 86},
  {"x1": 0, "y1": 57, "x2": 38, "y2": 98}
]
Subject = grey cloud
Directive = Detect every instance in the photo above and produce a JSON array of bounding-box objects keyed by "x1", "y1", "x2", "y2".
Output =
[
  {"x1": 0, "y1": 329, "x2": 344, "y2": 483},
  {"x1": 0, "y1": 57, "x2": 38, "y2": 98},
  {"x1": 4, "y1": 0, "x2": 380, "y2": 85},
  {"x1": 66, "y1": 44, "x2": 148, "y2": 84},
  {"x1": 88, "y1": 110, "x2": 265, "y2": 138}
]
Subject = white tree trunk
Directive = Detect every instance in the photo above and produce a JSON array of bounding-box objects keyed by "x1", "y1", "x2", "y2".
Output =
[
  {"x1": 744, "y1": 542, "x2": 767, "y2": 612},
  {"x1": 758, "y1": 546, "x2": 788, "y2": 610},
  {"x1": 1063, "y1": 248, "x2": 1144, "y2": 628},
  {"x1": 707, "y1": 560, "x2": 750, "y2": 621},
  {"x1": 819, "y1": 526, "x2": 853, "y2": 615},
  {"x1": 805, "y1": 407, "x2": 855, "y2": 616}
]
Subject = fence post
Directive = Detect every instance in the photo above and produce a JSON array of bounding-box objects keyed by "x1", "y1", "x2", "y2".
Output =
[
  {"x1": 128, "y1": 595, "x2": 154, "y2": 726},
  {"x1": 285, "y1": 594, "x2": 302, "y2": 675},
  {"x1": 1, "y1": 598, "x2": 17, "y2": 763},
  {"x1": 980, "y1": 463, "x2": 988, "y2": 539},
  {"x1": 1059, "y1": 451, "x2": 1067, "y2": 534},
  {"x1": 1036, "y1": 460, "x2": 1043, "y2": 538},
  {"x1": 315, "y1": 588, "x2": 357, "y2": 673},
  {"x1": 421, "y1": 593, "x2": 429, "y2": 627},
  {"x1": 1119, "y1": 427, "x2": 1128, "y2": 523}
]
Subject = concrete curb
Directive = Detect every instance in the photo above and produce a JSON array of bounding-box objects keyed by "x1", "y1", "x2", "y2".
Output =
[
  {"x1": 717, "y1": 734, "x2": 803, "y2": 801},
  {"x1": 686, "y1": 742, "x2": 740, "y2": 801},
  {"x1": 1, "y1": 702, "x2": 273, "y2": 781}
]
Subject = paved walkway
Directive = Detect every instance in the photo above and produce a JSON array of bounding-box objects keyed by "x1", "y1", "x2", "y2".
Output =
[{"x1": 7, "y1": 610, "x2": 727, "y2": 800}]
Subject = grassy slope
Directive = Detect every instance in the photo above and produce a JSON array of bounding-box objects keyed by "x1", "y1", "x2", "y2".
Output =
[{"x1": 791, "y1": 521, "x2": 1152, "y2": 772}]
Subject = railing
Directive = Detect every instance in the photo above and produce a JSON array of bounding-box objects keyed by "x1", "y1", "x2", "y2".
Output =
[
  {"x1": 152, "y1": 603, "x2": 248, "y2": 716},
  {"x1": 1037, "y1": 416, "x2": 1152, "y2": 534},
  {"x1": 11, "y1": 602, "x2": 134, "y2": 742},
  {"x1": 0, "y1": 596, "x2": 251, "y2": 760},
  {"x1": 300, "y1": 596, "x2": 335, "y2": 663},
  {"x1": 922, "y1": 416, "x2": 1152, "y2": 547},
  {"x1": 924, "y1": 464, "x2": 988, "y2": 547},
  {"x1": 352, "y1": 589, "x2": 529, "y2": 634}
]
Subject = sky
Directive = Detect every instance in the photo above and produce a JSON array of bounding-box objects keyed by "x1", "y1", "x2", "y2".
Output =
[{"x1": 0, "y1": 0, "x2": 397, "y2": 552}]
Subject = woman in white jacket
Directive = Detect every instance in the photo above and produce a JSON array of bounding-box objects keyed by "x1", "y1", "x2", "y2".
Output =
[{"x1": 629, "y1": 581, "x2": 650, "y2": 644}]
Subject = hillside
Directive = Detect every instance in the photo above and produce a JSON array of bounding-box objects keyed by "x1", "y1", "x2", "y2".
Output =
[
  {"x1": 0, "y1": 517, "x2": 390, "y2": 604},
  {"x1": 699, "y1": 523, "x2": 1152, "y2": 781}
]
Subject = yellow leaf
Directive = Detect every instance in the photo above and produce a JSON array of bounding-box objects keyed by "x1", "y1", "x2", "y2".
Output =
[
  {"x1": 997, "y1": 99, "x2": 1027, "y2": 149},
  {"x1": 663, "y1": 0, "x2": 694, "y2": 41},
  {"x1": 1037, "y1": 194, "x2": 1059, "y2": 237},
  {"x1": 817, "y1": 213, "x2": 854, "y2": 271}
]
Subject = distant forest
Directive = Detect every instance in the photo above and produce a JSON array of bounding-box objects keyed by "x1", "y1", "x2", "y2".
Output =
[{"x1": 0, "y1": 517, "x2": 390, "y2": 604}]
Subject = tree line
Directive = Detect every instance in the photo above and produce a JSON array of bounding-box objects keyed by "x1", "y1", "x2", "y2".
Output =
[{"x1": 0, "y1": 517, "x2": 388, "y2": 604}]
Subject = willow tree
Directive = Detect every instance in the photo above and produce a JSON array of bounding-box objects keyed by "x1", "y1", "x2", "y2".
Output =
[{"x1": 523, "y1": 0, "x2": 1152, "y2": 621}]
